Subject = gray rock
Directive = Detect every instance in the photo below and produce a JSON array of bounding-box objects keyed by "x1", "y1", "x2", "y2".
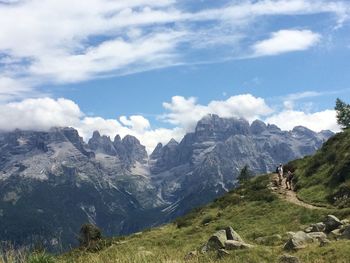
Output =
[
  {"x1": 311, "y1": 222, "x2": 326, "y2": 232},
  {"x1": 283, "y1": 231, "x2": 313, "y2": 250},
  {"x1": 207, "y1": 230, "x2": 227, "y2": 250},
  {"x1": 225, "y1": 240, "x2": 253, "y2": 250},
  {"x1": 225, "y1": 226, "x2": 243, "y2": 242},
  {"x1": 323, "y1": 215, "x2": 343, "y2": 232},
  {"x1": 278, "y1": 254, "x2": 301, "y2": 263},
  {"x1": 308, "y1": 232, "x2": 327, "y2": 242}
]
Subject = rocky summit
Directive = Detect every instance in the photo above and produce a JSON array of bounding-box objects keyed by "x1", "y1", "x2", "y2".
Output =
[{"x1": 0, "y1": 115, "x2": 332, "y2": 249}]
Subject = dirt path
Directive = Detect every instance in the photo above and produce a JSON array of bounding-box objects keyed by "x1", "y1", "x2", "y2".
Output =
[{"x1": 269, "y1": 174, "x2": 326, "y2": 210}]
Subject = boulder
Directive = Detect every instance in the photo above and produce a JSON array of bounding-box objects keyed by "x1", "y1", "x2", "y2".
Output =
[
  {"x1": 278, "y1": 254, "x2": 301, "y2": 263},
  {"x1": 217, "y1": 249, "x2": 230, "y2": 259},
  {"x1": 225, "y1": 226, "x2": 243, "y2": 242},
  {"x1": 283, "y1": 231, "x2": 313, "y2": 250},
  {"x1": 224, "y1": 240, "x2": 253, "y2": 250},
  {"x1": 309, "y1": 222, "x2": 326, "y2": 232},
  {"x1": 207, "y1": 230, "x2": 227, "y2": 250},
  {"x1": 323, "y1": 215, "x2": 343, "y2": 232}
]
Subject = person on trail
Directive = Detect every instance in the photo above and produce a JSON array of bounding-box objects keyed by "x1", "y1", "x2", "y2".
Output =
[
  {"x1": 285, "y1": 170, "x2": 294, "y2": 190},
  {"x1": 276, "y1": 164, "x2": 283, "y2": 186}
]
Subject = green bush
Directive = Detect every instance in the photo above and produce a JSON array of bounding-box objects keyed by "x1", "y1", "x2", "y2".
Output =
[{"x1": 78, "y1": 223, "x2": 102, "y2": 246}]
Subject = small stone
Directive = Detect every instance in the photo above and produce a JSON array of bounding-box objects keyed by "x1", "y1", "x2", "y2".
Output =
[{"x1": 278, "y1": 254, "x2": 301, "y2": 263}]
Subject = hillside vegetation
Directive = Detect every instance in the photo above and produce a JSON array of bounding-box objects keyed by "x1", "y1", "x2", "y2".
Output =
[
  {"x1": 52, "y1": 174, "x2": 350, "y2": 263},
  {"x1": 289, "y1": 128, "x2": 350, "y2": 208},
  {"x1": 2, "y1": 129, "x2": 350, "y2": 263}
]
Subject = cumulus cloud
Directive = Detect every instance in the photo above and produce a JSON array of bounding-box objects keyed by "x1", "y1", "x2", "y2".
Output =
[
  {"x1": 162, "y1": 94, "x2": 273, "y2": 131},
  {"x1": 0, "y1": 98, "x2": 82, "y2": 131},
  {"x1": 0, "y1": 94, "x2": 341, "y2": 152},
  {"x1": 0, "y1": 97, "x2": 183, "y2": 153},
  {"x1": 265, "y1": 109, "x2": 340, "y2": 132},
  {"x1": 0, "y1": 0, "x2": 349, "y2": 100},
  {"x1": 252, "y1": 29, "x2": 321, "y2": 56}
]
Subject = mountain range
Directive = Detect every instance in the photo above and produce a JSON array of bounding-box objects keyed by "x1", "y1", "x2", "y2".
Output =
[{"x1": 0, "y1": 114, "x2": 333, "y2": 249}]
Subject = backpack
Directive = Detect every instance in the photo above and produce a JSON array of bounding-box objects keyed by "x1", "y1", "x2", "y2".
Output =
[{"x1": 276, "y1": 167, "x2": 279, "y2": 173}]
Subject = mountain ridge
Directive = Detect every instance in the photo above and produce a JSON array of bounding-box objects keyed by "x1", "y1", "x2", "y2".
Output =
[{"x1": 0, "y1": 114, "x2": 334, "y2": 249}]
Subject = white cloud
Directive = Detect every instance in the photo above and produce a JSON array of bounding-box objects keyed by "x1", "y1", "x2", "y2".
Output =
[
  {"x1": 0, "y1": 0, "x2": 349, "y2": 100},
  {"x1": 0, "y1": 98, "x2": 82, "y2": 131},
  {"x1": 162, "y1": 94, "x2": 273, "y2": 131},
  {"x1": 265, "y1": 109, "x2": 340, "y2": 132},
  {"x1": 252, "y1": 29, "x2": 321, "y2": 56},
  {"x1": 0, "y1": 97, "x2": 182, "y2": 153},
  {"x1": 0, "y1": 94, "x2": 341, "y2": 152}
]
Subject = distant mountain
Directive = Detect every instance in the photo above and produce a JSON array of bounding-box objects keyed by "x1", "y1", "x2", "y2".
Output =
[
  {"x1": 0, "y1": 115, "x2": 333, "y2": 249},
  {"x1": 149, "y1": 115, "x2": 332, "y2": 219}
]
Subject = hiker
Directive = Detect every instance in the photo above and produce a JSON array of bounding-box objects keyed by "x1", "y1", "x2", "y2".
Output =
[
  {"x1": 276, "y1": 164, "x2": 283, "y2": 186},
  {"x1": 285, "y1": 170, "x2": 294, "y2": 190}
]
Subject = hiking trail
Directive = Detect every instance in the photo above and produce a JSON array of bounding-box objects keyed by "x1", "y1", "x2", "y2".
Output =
[{"x1": 269, "y1": 174, "x2": 326, "y2": 210}]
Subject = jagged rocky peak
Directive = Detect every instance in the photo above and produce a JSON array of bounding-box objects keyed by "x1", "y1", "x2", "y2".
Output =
[
  {"x1": 292, "y1": 126, "x2": 317, "y2": 137},
  {"x1": 166, "y1": 138, "x2": 179, "y2": 147},
  {"x1": 113, "y1": 134, "x2": 122, "y2": 143},
  {"x1": 150, "y1": 142, "x2": 163, "y2": 159},
  {"x1": 122, "y1": 135, "x2": 148, "y2": 163},
  {"x1": 194, "y1": 114, "x2": 250, "y2": 142},
  {"x1": 267, "y1": 123, "x2": 282, "y2": 133},
  {"x1": 88, "y1": 131, "x2": 116, "y2": 155},
  {"x1": 250, "y1": 120, "x2": 267, "y2": 135}
]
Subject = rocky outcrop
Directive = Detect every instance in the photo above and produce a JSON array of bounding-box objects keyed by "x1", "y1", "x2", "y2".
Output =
[
  {"x1": 284, "y1": 215, "x2": 348, "y2": 250},
  {"x1": 204, "y1": 226, "x2": 253, "y2": 253}
]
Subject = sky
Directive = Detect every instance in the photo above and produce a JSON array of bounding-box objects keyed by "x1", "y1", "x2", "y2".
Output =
[{"x1": 0, "y1": 0, "x2": 350, "y2": 152}]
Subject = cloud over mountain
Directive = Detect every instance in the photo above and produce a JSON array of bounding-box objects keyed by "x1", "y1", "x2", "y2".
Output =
[{"x1": 0, "y1": 94, "x2": 340, "y2": 152}]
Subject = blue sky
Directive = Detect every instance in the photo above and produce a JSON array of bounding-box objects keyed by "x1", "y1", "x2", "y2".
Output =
[{"x1": 0, "y1": 0, "x2": 349, "y2": 151}]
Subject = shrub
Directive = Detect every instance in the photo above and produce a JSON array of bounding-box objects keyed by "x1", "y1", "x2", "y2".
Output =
[{"x1": 78, "y1": 223, "x2": 102, "y2": 247}]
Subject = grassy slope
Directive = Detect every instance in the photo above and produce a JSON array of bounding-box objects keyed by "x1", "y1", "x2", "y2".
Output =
[
  {"x1": 288, "y1": 129, "x2": 350, "y2": 208},
  {"x1": 56, "y1": 175, "x2": 350, "y2": 263}
]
